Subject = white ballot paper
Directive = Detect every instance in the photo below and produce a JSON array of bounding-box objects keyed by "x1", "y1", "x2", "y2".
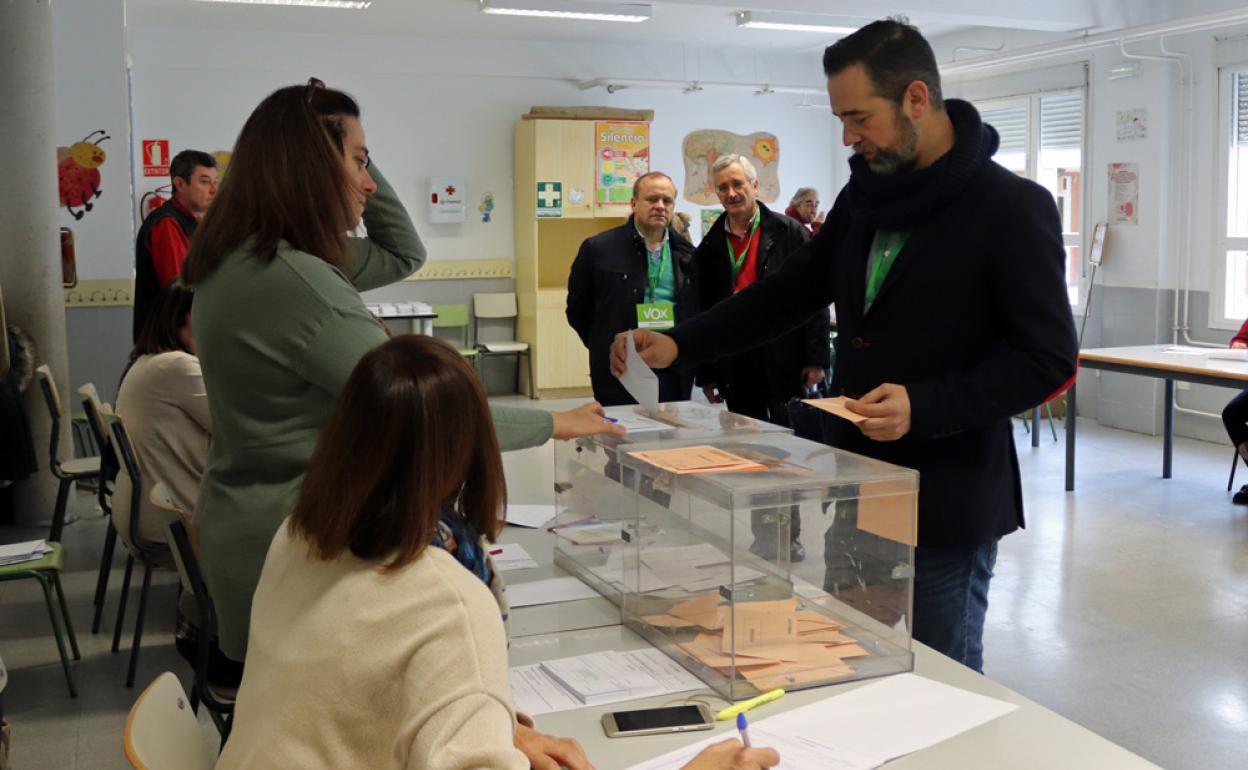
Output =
[
  {"x1": 507, "y1": 576, "x2": 601, "y2": 608},
  {"x1": 505, "y1": 503, "x2": 557, "y2": 529},
  {"x1": 624, "y1": 673, "x2": 1018, "y2": 770},
  {"x1": 616, "y1": 332, "x2": 659, "y2": 414},
  {"x1": 510, "y1": 649, "x2": 703, "y2": 716},
  {"x1": 490, "y1": 543, "x2": 539, "y2": 571}
]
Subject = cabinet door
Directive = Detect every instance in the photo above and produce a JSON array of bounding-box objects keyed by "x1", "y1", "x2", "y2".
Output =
[
  {"x1": 534, "y1": 120, "x2": 594, "y2": 219},
  {"x1": 535, "y1": 289, "x2": 590, "y2": 389}
]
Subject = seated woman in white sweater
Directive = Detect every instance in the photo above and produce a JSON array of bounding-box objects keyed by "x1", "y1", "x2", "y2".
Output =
[
  {"x1": 217, "y1": 335, "x2": 779, "y2": 770},
  {"x1": 116, "y1": 279, "x2": 210, "y2": 528}
]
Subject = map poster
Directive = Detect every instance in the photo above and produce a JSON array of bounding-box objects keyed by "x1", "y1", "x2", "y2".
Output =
[
  {"x1": 596, "y1": 121, "x2": 649, "y2": 206},
  {"x1": 682, "y1": 129, "x2": 780, "y2": 206}
]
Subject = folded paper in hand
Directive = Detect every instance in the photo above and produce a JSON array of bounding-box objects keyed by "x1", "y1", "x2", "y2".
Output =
[
  {"x1": 802, "y1": 396, "x2": 867, "y2": 424},
  {"x1": 616, "y1": 332, "x2": 659, "y2": 414}
]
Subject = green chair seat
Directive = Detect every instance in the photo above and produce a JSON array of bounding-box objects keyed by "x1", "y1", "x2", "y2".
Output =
[
  {"x1": 0, "y1": 541, "x2": 79, "y2": 696},
  {"x1": 0, "y1": 542, "x2": 66, "y2": 576}
]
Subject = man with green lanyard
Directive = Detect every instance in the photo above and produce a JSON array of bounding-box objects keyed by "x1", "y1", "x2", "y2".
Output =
[
  {"x1": 567, "y1": 172, "x2": 699, "y2": 407},
  {"x1": 694, "y1": 153, "x2": 831, "y2": 562},
  {"x1": 613, "y1": 20, "x2": 1078, "y2": 673}
]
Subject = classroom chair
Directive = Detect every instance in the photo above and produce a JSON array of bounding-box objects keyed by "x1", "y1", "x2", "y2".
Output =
[
  {"x1": 35, "y1": 366, "x2": 101, "y2": 541},
  {"x1": 80, "y1": 388, "x2": 122, "y2": 634},
  {"x1": 109, "y1": 419, "x2": 177, "y2": 688},
  {"x1": 430, "y1": 303, "x2": 479, "y2": 361},
  {"x1": 0, "y1": 513, "x2": 81, "y2": 697},
  {"x1": 166, "y1": 517, "x2": 235, "y2": 744},
  {"x1": 124, "y1": 672, "x2": 215, "y2": 770},
  {"x1": 472, "y1": 292, "x2": 534, "y2": 398}
]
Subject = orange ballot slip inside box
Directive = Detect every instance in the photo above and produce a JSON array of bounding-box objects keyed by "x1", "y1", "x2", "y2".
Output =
[
  {"x1": 626, "y1": 445, "x2": 768, "y2": 474},
  {"x1": 801, "y1": 396, "x2": 867, "y2": 424}
]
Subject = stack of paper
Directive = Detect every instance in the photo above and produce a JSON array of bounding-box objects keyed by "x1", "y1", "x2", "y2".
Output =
[
  {"x1": 627, "y1": 445, "x2": 767, "y2": 475},
  {"x1": 510, "y1": 648, "x2": 702, "y2": 716},
  {"x1": 642, "y1": 594, "x2": 867, "y2": 691},
  {"x1": 0, "y1": 540, "x2": 53, "y2": 566},
  {"x1": 624, "y1": 673, "x2": 1019, "y2": 770},
  {"x1": 489, "y1": 543, "x2": 539, "y2": 571}
]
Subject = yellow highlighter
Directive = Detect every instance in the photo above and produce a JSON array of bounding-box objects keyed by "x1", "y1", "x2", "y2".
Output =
[{"x1": 715, "y1": 688, "x2": 786, "y2": 721}]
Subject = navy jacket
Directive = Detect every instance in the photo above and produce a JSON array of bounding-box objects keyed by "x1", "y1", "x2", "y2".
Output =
[
  {"x1": 669, "y1": 100, "x2": 1078, "y2": 548},
  {"x1": 567, "y1": 218, "x2": 698, "y2": 406}
]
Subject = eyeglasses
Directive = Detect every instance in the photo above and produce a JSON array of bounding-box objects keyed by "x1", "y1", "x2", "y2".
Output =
[{"x1": 305, "y1": 77, "x2": 325, "y2": 104}]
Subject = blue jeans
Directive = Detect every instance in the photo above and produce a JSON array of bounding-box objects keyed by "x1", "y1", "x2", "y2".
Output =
[{"x1": 912, "y1": 539, "x2": 999, "y2": 673}]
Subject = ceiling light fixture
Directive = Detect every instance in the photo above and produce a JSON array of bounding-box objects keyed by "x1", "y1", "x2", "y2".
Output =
[
  {"x1": 735, "y1": 11, "x2": 857, "y2": 35},
  {"x1": 480, "y1": 0, "x2": 651, "y2": 23},
  {"x1": 193, "y1": 0, "x2": 372, "y2": 8}
]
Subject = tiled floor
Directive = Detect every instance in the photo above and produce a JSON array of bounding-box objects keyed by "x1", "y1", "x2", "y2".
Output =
[{"x1": 2, "y1": 403, "x2": 1247, "y2": 769}]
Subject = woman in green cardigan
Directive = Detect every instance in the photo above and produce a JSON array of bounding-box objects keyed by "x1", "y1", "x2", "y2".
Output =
[{"x1": 182, "y1": 80, "x2": 620, "y2": 724}]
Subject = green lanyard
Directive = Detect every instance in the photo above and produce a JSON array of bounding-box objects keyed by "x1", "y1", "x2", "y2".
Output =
[
  {"x1": 725, "y1": 209, "x2": 762, "y2": 284},
  {"x1": 644, "y1": 238, "x2": 671, "y2": 304},
  {"x1": 865, "y1": 231, "x2": 911, "y2": 307}
]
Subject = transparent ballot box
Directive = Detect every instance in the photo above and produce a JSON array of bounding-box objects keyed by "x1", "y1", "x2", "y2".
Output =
[
  {"x1": 551, "y1": 402, "x2": 790, "y2": 605},
  {"x1": 567, "y1": 429, "x2": 918, "y2": 701}
]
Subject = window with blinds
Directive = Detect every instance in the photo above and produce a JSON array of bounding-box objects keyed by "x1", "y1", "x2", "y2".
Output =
[
  {"x1": 1235, "y1": 70, "x2": 1248, "y2": 147},
  {"x1": 982, "y1": 106, "x2": 1026, "y2": 155},
  {"x1": 1040, "y1": 91, "x2": 1082, "y2": 150}
]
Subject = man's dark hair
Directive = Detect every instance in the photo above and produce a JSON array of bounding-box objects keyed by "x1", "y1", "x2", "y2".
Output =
[
  {"x1": 169, "y1": 150, "x2": 217, "y2": 183},
  {"x1": 822, "y1": 18, "x2": 944, "y2": 110}
]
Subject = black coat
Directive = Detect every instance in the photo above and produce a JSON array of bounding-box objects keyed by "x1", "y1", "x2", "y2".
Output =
[
  {"x1": 567, "y1": 218, "x2": 698, "y2": 406},
  {"x1": 694, "y1": 201, "x2": 829, "y2": 400},
  {"x1": 669, "y1": 100, "x2": 1078, "y2": 548}
]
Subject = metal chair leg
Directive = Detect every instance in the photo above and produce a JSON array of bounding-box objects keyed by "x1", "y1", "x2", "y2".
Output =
[
  {"x1": 1046, "y1": 403, "x2": 1058, "y2": 442},
  {"x1": 1230, "y1": 450, "x2": 1240, "y2": 492},
  {"x1": 112, "y1": 555, "x2": 134, "y2": 653},
  {"x1": 125, "y1": 559, "x2": 154, "y2": 687},
  {"x1": 91, "y1": 525, "x2": 117, "y2": 633},
  {"x1": 525, "y1": 350, "x2": 536, "y2": 400},
  {"x1": 49, "y1": 478, "x2": 71, "y2": 543},
  {"x1": 51, "y1": 572, "x2": 80, "y2": 660},
  {"x1": 36, "y1": 573, "x2": 77, "y2": 698}
]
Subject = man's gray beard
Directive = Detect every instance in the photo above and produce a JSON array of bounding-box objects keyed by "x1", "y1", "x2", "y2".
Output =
[{"x1": 864, "y1": 113, "x2": 920, "y2": 175}]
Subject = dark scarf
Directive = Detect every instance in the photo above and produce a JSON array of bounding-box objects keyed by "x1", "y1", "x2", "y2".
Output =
[{"x1": 845, "y1": 98, "x2": 999, "y2": 230}]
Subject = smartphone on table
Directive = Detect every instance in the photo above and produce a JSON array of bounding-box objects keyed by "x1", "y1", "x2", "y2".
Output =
[{"x1": 601, "y1": 704, "x2": 715, "y2": 738}]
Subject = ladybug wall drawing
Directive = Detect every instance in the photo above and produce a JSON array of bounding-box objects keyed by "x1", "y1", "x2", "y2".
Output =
[{"x1": 57, "y1": 130, "x2": 109, "y2": 220}]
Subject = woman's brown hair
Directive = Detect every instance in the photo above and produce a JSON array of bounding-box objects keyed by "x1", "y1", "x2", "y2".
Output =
[
  {"x1": 130, "y1": 279, "x2": 194, "y2": 361},
  {"x1": 289, "y1": 335, "x2": 506, "y2": 572},
  {"x1": 181, "y1": 79, "x2": 361, "y2": 285}
]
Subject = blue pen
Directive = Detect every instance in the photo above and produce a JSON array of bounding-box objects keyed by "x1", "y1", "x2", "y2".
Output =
[
  {"x1": 736, "y1": 712, "x2": 752, "y2": 749},
  {"x1": 604, "y1": 417, "x2": 620, "y2": 423}
]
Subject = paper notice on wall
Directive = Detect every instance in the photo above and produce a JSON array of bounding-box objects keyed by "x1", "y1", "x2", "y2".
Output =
[
  {"x1": 1108, "y1": 162, "x2": 1139, "y2": 225},
  {"x1": 1116, "y1": 108, "x2": 1147, "y2": 142}
]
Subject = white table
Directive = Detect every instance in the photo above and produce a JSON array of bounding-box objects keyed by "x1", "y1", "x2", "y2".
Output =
[
  {"x1": 364, "y1": 302, "x2": 438, "y2": 336},
  {"x1": 500, "y1": 525, "x2": 1160, "y2": 769},
  {"x1": 1066, "y1": 345, "x2": 1248, "y2": 490}
]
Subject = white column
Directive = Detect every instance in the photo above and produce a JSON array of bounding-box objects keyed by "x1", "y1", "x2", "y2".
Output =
[{"x1": 0, "y1": 0, "x2": 72, "y2": 525}]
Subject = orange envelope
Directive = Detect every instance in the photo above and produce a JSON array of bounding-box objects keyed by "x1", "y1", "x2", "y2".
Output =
[
  {"x1": 626, "y1": 445, "x2": 768, "y2": 475},
  {"x1": 801, "y1": 396, "x2": 867, "y2": 424}
]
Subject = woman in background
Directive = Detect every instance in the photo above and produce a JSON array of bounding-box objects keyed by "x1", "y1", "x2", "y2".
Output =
[
  {"x1": 217, "y1": 335, "x2": 778, "y2": 770},
  {"x1": 116, "y1": 279, "x2": 209, "y2": 522},
  {"x1": 784, "y1": 187, "x2": 824, "y2": 235}
]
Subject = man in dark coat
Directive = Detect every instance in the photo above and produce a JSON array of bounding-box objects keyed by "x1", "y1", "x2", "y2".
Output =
[
  {"x1": 695, "y1": 154, "x2": 830, "y2": 562},
  {"x1": 611, "y1": 19, "x2": 1078, "y2": 673},
  {"x1": 567, "y1": 172, "x2": 698, "y2": 407}
]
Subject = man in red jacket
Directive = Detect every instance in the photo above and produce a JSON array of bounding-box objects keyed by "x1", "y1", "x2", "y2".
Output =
[{"x1": 133, "y1": 150, "x2": 217, "y2": 341}]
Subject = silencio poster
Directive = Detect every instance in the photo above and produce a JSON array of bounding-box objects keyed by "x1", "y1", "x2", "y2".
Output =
[{"x1": 596, "y1": 121, "x2": 650, "y2": 205}]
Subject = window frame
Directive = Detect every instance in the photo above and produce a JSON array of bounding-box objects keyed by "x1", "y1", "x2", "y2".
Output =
[
  {"x1": 976, "y1": 88, "x2": 1089, "y2": 311},
  {"x1": 1213, "y1": 64, "x2": 1248, "y2": 331}
]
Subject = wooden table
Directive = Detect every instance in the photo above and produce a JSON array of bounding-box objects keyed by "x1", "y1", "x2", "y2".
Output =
[{"x1": 1065, "y1": 345, "x2": 1248, "y2": 490}]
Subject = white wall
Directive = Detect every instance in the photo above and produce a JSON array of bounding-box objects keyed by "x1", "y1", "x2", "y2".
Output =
[
  {"x1": 121, "y1": 27, "x2": 836, "y2": 280},
  {"x1": 53, "y1": 0, "x2": 132, "y2": 282}
]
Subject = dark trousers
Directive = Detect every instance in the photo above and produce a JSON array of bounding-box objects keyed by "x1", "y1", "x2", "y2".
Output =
[
  {"x1": 724, "y1": 350, "x2": 803, "y2": 546},
  {"x1": 911, "y1": 539, "x2": 999, "y2": 673},
  {"x1": 1222, "y1": 389, "x2": 1248, "y2": 448}
]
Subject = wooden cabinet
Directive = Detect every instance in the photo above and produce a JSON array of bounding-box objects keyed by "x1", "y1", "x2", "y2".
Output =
[{"x1": 515, "y1": 117, "x2": 642, "y2": 397}]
